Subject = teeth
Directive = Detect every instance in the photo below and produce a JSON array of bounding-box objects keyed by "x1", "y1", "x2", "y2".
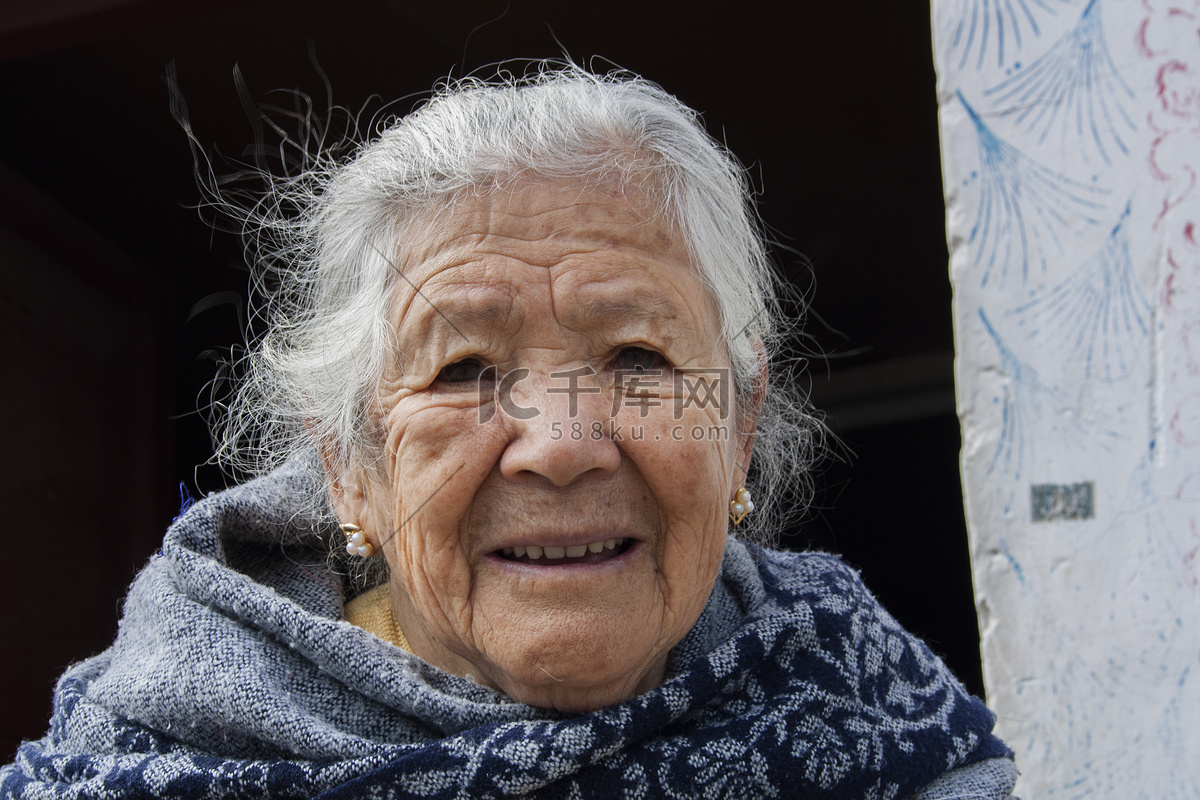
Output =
[{"x1": 505, "y1": 538, "x2": 626, "y2": 561}]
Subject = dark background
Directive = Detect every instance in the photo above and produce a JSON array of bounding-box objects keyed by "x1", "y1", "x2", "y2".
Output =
[{"x1": 0, "y1": 0, "x2": 978, "y2": 758}]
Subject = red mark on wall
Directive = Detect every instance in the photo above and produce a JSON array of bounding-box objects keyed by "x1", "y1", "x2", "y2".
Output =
[
  {"x1": 1142, "y1": 4, "x2": 1200, "y2": 297},
  {"x1": 1169, "y1": 393, "x2": 1200, "y2": 447}
]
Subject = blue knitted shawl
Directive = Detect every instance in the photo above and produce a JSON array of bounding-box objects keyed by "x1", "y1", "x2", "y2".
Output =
[{"x1": 2, "y1": 459, "x2": 1014, "y2": 799}]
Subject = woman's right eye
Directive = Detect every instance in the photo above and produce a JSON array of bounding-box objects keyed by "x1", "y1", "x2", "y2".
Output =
[{"x1": 436, "y1": 358, "x2": 492, "y2": 384}]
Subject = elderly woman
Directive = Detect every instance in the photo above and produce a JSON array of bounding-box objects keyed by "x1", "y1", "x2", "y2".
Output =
[{"x1": 2, "y1": 66, "x2": 1015, "y2": 799}]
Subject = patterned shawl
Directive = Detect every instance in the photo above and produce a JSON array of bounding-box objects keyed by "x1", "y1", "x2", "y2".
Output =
[{"x1": 2, "y1": 458, "x2": 1014, "y2": 799}]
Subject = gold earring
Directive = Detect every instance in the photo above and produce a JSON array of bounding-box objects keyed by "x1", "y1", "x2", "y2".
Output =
[
  {"x1": 729, "y1": 488, "x2": 754, "y2": 525},
  {"x1": 341, "y1": 523, "x2": 374, "y2": 557}
]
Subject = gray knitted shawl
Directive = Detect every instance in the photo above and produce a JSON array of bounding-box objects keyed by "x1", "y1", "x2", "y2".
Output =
[{"x1": 2, "y1": 458, "x2": 1015, "y2": 799}]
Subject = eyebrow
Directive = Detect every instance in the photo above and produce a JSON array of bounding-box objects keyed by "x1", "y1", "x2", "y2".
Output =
[
  {"x1": 564, "y1": 294, "x2": 681, "y2": 330},
  {"x1": 410, "y1": 296, "x2": 517, "y2": 355},
  {"x1": 420, "y1": 292, "x2": 681, "y2": 336},
  {"x1": 398, "y1": 290, "x2": 685, "y2": 370},
  {"x1": 440, "y1": 297, "x2": 517, "y2": 330}
]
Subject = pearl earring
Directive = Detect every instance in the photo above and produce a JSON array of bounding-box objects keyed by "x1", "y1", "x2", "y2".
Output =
[
  {"x1": 729, "y1": 488, "x2": 754, "y2": 525},
  {"x1": 341, "y1": 523, "x2": 374, "y2": 557}
]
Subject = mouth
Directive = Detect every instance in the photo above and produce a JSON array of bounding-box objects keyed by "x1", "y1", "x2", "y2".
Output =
[{"x1": 495, "y1": 537, "x2": 633, "y2": 566}]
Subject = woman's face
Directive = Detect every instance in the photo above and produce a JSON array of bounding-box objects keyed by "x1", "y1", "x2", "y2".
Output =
[{"x1": 329, "y1": 179, "x2": 754, "y2": 712}]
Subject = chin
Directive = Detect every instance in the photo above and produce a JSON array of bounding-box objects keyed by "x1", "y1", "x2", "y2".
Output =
[
  {"x1": 499, "y1": 668, "x2": 661, "y2": 713},
  {"x1": 478, "y1": 632, "x2": 669, "y2": 713}
]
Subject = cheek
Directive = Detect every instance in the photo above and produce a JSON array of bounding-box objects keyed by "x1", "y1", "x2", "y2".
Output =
[
  {"x1": 385, "y1": 398, "x2": 496, "y2": 525},
  {"x1": 383, "y1": 402, "x2": 505, "y2": 614},
  {"x1": 617, "y1": 377, "x2": 741, "y2": 506},
  {"x1": 621, "y1": 410, "x2": 735, "y2": 601}
]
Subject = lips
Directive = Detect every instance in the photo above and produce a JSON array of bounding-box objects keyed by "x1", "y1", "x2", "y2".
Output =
[{"x1": 497, "y1": 537, "x2": 630, "y2": 565}]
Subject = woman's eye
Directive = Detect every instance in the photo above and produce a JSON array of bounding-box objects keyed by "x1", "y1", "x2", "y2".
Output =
[
  {"x1": 436, "y1": 358, "x2": 492, "y2": 384},
  {"x1": 613, "y1": 347, "x2": 667, "y2": 373}
]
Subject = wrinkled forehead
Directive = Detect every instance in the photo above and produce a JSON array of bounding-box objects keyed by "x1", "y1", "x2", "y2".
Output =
[
  {"x1": 397, "y1": 176, "x2": 683, "y2": 271},
  {"x1": 383, "y1": 177, "x2": 719, "y2": 350}
]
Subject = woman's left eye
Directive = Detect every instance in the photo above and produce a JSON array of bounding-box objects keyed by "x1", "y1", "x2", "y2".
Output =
[{"x1": 612, "y1": 347, "x2": 667, "y2": 372}]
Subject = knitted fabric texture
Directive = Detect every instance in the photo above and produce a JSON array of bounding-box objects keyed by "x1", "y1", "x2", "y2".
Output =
[{"x1": 1, "y1": 457, "x2": 1015, "y2": 799}]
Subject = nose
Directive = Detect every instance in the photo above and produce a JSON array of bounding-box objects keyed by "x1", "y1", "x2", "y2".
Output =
[{"x1": 497, "y1": 369, "x2": 621, "y2": 486}]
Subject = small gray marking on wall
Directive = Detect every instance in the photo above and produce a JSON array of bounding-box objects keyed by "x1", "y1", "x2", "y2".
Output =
[{"x1": 1031, "y1": 482, "x2": 1095, "y2": 521}]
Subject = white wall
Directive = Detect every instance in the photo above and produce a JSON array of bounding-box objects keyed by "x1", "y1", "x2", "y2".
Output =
[{"x1": 932, "y1": 1, "x2": 1200, "y2": 796}]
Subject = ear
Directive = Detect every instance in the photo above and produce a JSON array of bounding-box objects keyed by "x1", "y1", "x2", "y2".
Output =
[
  {"x1": 311, "y1": 424, "x2": 384, "y2": 552},
  {"x1": 734, "y1": 340, "x2": 768, "y2": 481}
]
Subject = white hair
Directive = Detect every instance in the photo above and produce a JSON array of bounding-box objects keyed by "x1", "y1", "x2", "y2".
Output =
[{"x1": 187, "y1": 61, "x2": 824, "y2": 544}]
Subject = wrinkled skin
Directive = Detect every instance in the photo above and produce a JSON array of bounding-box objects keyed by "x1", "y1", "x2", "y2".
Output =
[{"x1": 326, "y1": 179, "x2": 758, "y2": 712}]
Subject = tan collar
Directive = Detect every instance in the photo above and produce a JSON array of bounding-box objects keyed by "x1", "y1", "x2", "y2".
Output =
[{"x1": 343, "y1": 583, "x2": 411, "y2": 652}]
